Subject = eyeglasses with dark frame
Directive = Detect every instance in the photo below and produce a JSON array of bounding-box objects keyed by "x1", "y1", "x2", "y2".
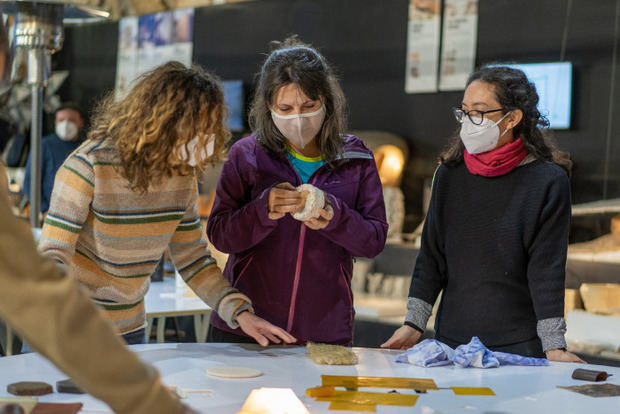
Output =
[{"x1": 452, "y1": 107, "x2": 506, "y2": 126}]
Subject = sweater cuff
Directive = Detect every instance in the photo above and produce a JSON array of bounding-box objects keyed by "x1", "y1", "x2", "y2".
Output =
[
  {"x1": 404, "y1": 321, "x2": 424, "y2": 333},
  {"x1": 404, "y1": 297, "x2": 432, "y2": 333},
  {"x1": 537, "y1": 317, "x2": 567, "y2": 352},
  {"x1": 216, "y1": 291, "x2": 254, "y2": 329}
]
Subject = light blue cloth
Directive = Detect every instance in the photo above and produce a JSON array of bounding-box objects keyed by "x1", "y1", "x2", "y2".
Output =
[
  {"x1": 493, "y1": 351, "x2": 550, "y2": 366},
  {"x1": 394, "y1": 338, "x2": 455, "y2": 367},
  {"x1": 396, "y1": 336, "x2": 549, "y2": 368}
]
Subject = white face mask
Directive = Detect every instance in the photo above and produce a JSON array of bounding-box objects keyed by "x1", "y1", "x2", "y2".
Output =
[
  {"x1": 271, "y1": 104, "x2": 326, "y2": 149},
  {"x1": 179, "y1": 134, "x2": 215, "y2": 167},
  {"x1": 55, "y1": 120, "x2": 79, "y2": 142},
  {"x1": 459, "y1": 112, "x2": 511, "y2": 154}
]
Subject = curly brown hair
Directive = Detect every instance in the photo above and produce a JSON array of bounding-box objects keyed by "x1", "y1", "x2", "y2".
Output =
[
  {"x1": 88, "y1": 61, "x2": 230, "y2": 192},
  {"x1": 249, "y1": 35, "x2": 347, "y2": 165}
]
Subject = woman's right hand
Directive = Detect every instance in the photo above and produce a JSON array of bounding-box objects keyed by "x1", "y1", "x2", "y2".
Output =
[
  {"x1": 380, "y1": 325, "x2": 422, "y2": 350},
  {"x1": 268, "y1": 182, "x2": 302, "y2": 220}
]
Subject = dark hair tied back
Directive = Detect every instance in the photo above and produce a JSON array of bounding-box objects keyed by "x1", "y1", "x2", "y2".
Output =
[{"x1": 440, "y1": 65, "x2": 572, "y2": 175}]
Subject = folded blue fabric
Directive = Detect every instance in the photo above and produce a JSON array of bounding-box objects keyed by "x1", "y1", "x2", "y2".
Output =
[
  {"x1": 394, "y1": 338, "x2": 454, "y2": 367},
  {"x1": 395, "y1": 336, "x2": 548, "y2": 368},
  {"x1": 493, "y1": 351, "x2": 549, "y2": 366},
  {"x1": 452, "y1": 337, "x2": 499, "y2": 368}
]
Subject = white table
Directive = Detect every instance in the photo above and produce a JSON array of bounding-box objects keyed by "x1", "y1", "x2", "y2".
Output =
[
  {"x1": 2, "y1": 277, "x2": 212, "y2": 355},
  {"x1": 571, "y1": 197, "x2": 620, "y2": 216},
  {"x1": 145, "y1": 277, "x2": 212, "y2": 344},
  {"x1": 0, "y1": 343, "x2": 619, "y2": 413}
]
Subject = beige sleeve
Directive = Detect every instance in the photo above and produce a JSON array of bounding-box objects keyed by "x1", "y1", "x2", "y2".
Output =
[{"x1": 0, "y1": 163, "x2": 183, "y2": 414}]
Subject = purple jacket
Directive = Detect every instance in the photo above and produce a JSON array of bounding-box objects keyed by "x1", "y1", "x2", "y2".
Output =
[{"x1": 207, "y1": 135, "x2": 388, "y2": 345}]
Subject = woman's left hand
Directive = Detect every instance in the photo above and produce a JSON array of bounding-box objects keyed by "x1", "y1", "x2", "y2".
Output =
[
  {"x1": 545, "y1": 349, "x2": 585, "y2": 363},
  {"x1": 304, "y1": 203, "x2": 334, "y2": 230},
  {"x1": 236, "y1": 311, "x2": 297, "y2": 347}
]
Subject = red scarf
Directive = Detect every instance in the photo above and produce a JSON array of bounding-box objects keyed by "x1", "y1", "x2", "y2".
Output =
[{"x1": 464, "y1": 138, "x2": 528, "y2": 177}]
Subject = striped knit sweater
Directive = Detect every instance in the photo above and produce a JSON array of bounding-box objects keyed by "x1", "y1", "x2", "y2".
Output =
[{"x1": 39, "y1": 138, "x2": 252, "y2": 335}]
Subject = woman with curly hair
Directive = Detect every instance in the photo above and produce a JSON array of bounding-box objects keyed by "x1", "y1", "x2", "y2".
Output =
[
  {"x1": 39, "y1": 61, "x2": 295, "y2": 346},
  {"x1": 206, "y1": 37, "x2": 387, "y2": 346},
  {"x1": 382, "y1": 66, "x2": 582, "y2": 362}
]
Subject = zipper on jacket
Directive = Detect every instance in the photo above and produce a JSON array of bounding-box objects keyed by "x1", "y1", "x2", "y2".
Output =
[
  {"x1": 287, "y1": 223, "x2": 306, "y2": 332},
  {"x1": 284, "y1": 155, "x2": 328, "y2": 333},
  {"x1": 285, "y1": 155, "x2": 304, "y2": 332},
  {"x1": 284, "y1": 153, "x2": 349, "y2": 332},
  {"x1": 284, "y1": 142, "x2": 368, "y2": 332}
]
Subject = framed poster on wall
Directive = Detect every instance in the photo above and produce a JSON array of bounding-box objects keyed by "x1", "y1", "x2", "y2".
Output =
[
  {"x1": 439, "y1": 0, "x2": 478, "y2": 91},
  {"x1": 405, "y1": 0, "x2": 442, "y2": 93},
  {"x1": 115, "y1": 8, "x2": 194, "y2": 100}
]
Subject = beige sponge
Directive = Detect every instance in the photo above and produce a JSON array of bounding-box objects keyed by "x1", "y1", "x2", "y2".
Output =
[
  {"x1": 292, "y1": 184, "x2": 325, "y2": 222},
  {"x1": 307, "y1": 342, "x2": 358, "y2": 365}
]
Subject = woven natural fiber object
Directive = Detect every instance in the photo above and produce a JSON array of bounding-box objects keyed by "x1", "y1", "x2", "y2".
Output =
[
  {"x1": 307, "y1": 342, "x2": 358, "y2": 365},
  {"x1": 292, "y1": 184, "x2": 324, "y2": 221}
]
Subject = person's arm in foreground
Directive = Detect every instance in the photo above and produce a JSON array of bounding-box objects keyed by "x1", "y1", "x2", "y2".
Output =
[{"x1": 0, "y1": 162, "x2": 195, "y2": 414}]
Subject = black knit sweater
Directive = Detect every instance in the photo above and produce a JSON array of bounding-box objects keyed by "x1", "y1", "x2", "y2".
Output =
[{"x1": 410, "y1": 160, "x2": 570, "y2": 348}]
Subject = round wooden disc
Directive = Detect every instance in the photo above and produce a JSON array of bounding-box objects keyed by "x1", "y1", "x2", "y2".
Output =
[
  {"x1": 7, "y1": 381, "x2": 53, "y2": 396},
  {"x1": 206, "y1": 366, "x2": 263, "y2": 378}
]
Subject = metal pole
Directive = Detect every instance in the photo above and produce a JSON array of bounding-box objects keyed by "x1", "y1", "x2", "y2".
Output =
[
  {"x1": 27, "y1": 47, "x2": 46, "y2": 227},
  {"x1": 3, "y1": 1, "x2": 107, "y2": 227},
  {"x1": 29, "y1": 83, "x2": 43, "y2": 227}
]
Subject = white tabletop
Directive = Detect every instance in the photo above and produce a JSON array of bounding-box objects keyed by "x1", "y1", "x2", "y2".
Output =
[
  {"x1": 571, "y1": 197, "x2": 620, "y2": 216},
  {"x1": 145, "y1": 277, "x2": 211, "y2": 318},
  {"x1": 0, "y1": 343, "x2": 619, "y2": 413}
]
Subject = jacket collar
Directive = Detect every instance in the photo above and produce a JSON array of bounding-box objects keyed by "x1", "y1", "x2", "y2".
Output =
[{"x1": 337, "y1": 135, "x2": 374, "y2": 161}]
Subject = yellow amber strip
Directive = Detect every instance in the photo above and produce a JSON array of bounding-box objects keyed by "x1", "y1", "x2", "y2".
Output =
[
  {"x1": 316, "y1": 390, "x2": 418, "y2": 406},
  {"x1": 306, "y1": 386, "x2": 336, "y2": 398},
  {"x1": 321, "y1": 375, "x2": 438, "y2": 391},
  {"x1": 328, "y1": 401, "x2": 376, "y2": 412},
  {"x1": 451, "y1": 387, "x2": 495, "y2": 396}
]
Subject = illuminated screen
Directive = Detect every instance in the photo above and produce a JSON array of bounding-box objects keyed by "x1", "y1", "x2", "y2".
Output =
[
  {"x1": 222, "y1": 80, "x2": 244, "y2": 131},
  {"x1": 502, "y1": 62, "x2": 573, "y2": 129}
]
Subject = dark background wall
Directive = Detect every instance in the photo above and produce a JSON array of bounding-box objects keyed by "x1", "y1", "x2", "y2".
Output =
[{"x1": 56, "y1": 0, "x2": 620, "y2": 233}]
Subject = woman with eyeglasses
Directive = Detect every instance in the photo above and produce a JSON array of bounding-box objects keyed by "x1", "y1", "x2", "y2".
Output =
[{"x1": 382, "y1": 65, "x2": 582, "y2": 362}]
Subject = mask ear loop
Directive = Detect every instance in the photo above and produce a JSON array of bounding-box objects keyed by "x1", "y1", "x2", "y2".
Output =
[{"x1": 497, "y1": 111, "x2": 513, "y2": 138}]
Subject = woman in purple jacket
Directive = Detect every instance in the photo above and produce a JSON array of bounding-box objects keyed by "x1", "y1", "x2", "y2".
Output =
[{"x1": 206, "y1": 37, "x2": 388, "y2": 345}]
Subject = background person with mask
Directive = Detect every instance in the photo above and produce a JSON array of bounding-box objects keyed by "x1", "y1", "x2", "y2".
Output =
[
  {"x1": 23, "y1": 102, "x2": 85, "y2": 215},
  {"x1": 381, "y1": 66, "x2": 582, "y2": 362},
  {"x1": 206, "y1": 36, "x2": 388, "y2": 346}
]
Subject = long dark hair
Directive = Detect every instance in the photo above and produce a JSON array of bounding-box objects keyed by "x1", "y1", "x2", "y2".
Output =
[
  {"x1": 248, "y1": 35, "x2": 347, "y2": 164},
  {"x1": 440, "y1": 65, "x2": 572, "y2": 175}
]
